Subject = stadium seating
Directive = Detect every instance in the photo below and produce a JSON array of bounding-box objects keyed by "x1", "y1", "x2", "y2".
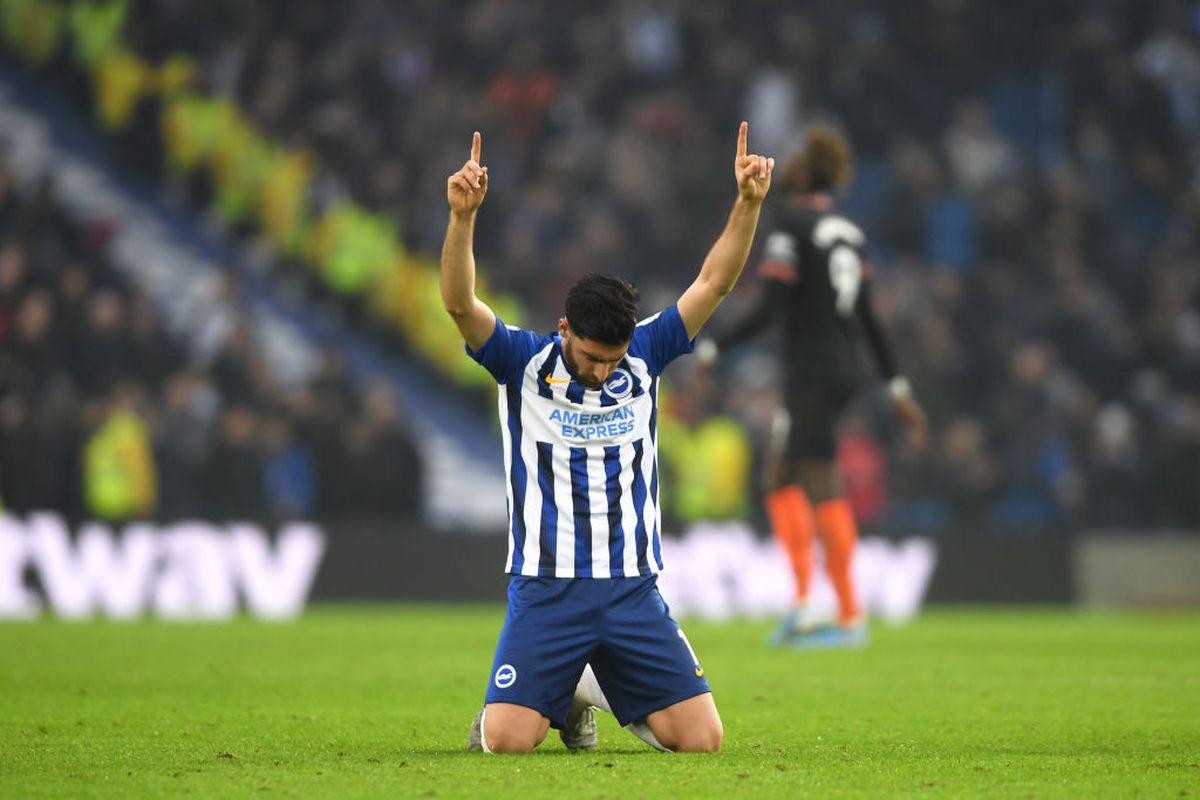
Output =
[{"x1": 1, "y1": 1, "x2": 1197, "y2": 532}]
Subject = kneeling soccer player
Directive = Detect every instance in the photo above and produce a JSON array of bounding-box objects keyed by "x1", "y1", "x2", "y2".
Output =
[{"x1": 440, "y1": 124, "x2": 773, "y2": 752}]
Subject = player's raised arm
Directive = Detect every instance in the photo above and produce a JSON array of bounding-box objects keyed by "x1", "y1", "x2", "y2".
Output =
[
  {"x1": 677, "y1": 121, "x2": 774, "y2": 340},
  {"x1": 441, "y1": 131, "x2": 498, "y2": 351}
]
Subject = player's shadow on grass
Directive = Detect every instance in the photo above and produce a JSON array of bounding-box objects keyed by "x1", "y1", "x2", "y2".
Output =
[{"x1": 427, "y1": 746, "x2": 662, "y2": 757}]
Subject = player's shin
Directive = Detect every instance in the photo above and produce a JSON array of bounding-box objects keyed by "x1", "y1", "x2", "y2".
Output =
[
  {"x1": 766, "y1": 486, "x2": 815, "y2": 601},
  {"x1": 815, "y1": 498, "x2": 861, "y2": 626}
]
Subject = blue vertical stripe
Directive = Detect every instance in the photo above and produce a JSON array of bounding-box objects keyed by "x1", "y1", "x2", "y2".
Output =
[
  {"x1": 626, "y1": 358, "x2": 646, "y2": 399},
  {"x1": 535, "y1": 346, "x2": 557, "y2": 399},
  {"x1": 630, "y1": 440, "x2": 649, "y2": 574},
  {"x1": 565, "y1": 380, "x2": 585, "y2": 405},
  {"x1": 569, "y1": 447, "x2": 592, "y2": 577},
  {"x1": 536, "y1": 442, "x2": 557, "y2": 576},
  {"x1": 644, "y1": 376, "x2": 658, "y2": 573},
  {"x1": 505, "y1": 383, "x2": 527, "y2": 574},
  {"x1": 604, "y1": 446, "x2": 624, "y2": 575},
  {"x1": 647, "y1": 377, "x2": 658, "y2": 443}
]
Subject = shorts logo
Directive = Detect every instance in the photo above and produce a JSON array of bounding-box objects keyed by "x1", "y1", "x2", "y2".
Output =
[
  {"x1": 677, "y1": 628, "x2": 704, "y2": 678},
  {"x1": 603, "y1": 368, "x2": 633, "y2": 401},
  {"x1": 494, "y1": 663, "x2": 517, "y2": 689}
]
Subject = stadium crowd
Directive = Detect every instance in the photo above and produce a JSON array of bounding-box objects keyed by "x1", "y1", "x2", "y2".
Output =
[
  {"x1": 5, "y1": 0, "x2": 1199, "y2": 533},
  {"x1": 0, "y1": 152, "x2": 425, "y2": 523}
]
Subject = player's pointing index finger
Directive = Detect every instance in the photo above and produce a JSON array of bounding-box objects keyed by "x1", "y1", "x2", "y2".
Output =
[
  {"x1": 471, "y1": 131, "x2": 482, "y2": 164},
  {"x1": 736, "y1": 121, "x2": 748, "y2": 160}
]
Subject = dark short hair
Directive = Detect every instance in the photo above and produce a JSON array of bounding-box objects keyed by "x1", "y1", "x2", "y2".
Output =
[
  {"x1": 564, "y1": 273, "x2": 639, "y2": 346},
  {"x1": 782, "y1": 127, "x2": 854, "y2": 194}
]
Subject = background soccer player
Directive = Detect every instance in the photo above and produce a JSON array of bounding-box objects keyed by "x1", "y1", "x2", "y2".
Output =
[
  {"x1": 699, "y1": 128, "x2": 927, "y2": 648},
  {"x1": 441, "y1": 125, "x2": 773, "y2": 753}
]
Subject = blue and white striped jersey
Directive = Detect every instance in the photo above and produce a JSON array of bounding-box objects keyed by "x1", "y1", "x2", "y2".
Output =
[{"x1": 467, "y1": 305, "x2": 695, "y2": 578}]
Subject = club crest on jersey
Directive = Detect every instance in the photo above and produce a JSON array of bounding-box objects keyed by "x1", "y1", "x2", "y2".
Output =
[
  {"x1": 494, "y1": 663, "x2": 517, "y2": 689},
  {"x1": 603, "y1": 368, "x2": 633, "y2": 401}
]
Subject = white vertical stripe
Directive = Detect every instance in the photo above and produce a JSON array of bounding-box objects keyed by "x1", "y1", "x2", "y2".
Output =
[
  {"x1": 553, "y1": 444, "x2": 575, "y2": 577},
  {"x1": 648, "y1": 377, "x2": 664, "y2": 574},
  {"x1": 587, "y1": 449, "x2": 611, "y2": 579},
  {"x1": 624, "y1": 353, "x2": 656, "y2": 576},
  {"x1": 517, "y1": 368, "x2": 546, "y2": 576},
  {"x1": 639, "y1": 424, "x2": 659, "y2": 574},
  {"x1": 618, "y1": 442, "x2": 640, "y2": 577},
  {"x1": 497, "y1": 389, "x2": 516, "y2": 574}
]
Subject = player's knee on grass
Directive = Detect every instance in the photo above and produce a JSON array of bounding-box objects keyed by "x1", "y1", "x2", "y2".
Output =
[
  {"x1": 646, "y1": 694, "x2": 723, "y2": 753},
  {"x1": 482, "y1": 704, "x2": 550, "y2": 753},
  {"x1": 681, "y1": 714, "x2": 724, "y2": 753},
  {"x1": 482, "y1": 721, "x2": 547, "y2": 753},
  {"x1": 667, "y1": 718, "x2": 723, "y2": 753},
  {"x1": 649, "y1": 717, "x2": 722, "y2": 753}
]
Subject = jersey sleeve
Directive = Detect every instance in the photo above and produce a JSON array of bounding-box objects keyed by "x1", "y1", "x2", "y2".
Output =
[
  {"x1": 854, "y1": 277, "x2": 899, "y2": 381},
  {"x1": 465, "y1": 316, "x2": 548, "y2": 384},
  {"x1": 758, "y1": 229, "x2": 801, "y2": 284},
  {"x1": 629, "y1": 304, "x2": 695, "y2": 375}
]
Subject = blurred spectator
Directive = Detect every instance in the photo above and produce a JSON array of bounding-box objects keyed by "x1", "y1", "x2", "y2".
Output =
[
  {"x1": 928, "y1": 416, "x2": 1000, "y2": 529},
  {"x1": 1086, "y1": 403, "x2": 1145, "y2": 527},
  {"x1": 262, "y1": 413, "x2": 316, "y2": 522},
  {"x1": 154, "y1": 370, "x2": 217, "y2": 519},
  {"x1": 0, "y1": 148, "x2": 424, "y2": 525},
  {"x1": 328, "y1": 382, "x2": 424, "y2": 520},
  {"x1": 204, "y1": 404, "x2": 263, "y2": 521},
  {"x1": 943, "y1": 100, "x2": 1018, "y2": 198},
  {"x1": 73, "y1": 289, "x2": 137, "y2": 396},
  {"x1": 836, "y1": 412, "x2": 888, "y2": 527},
  {"x1": 83, "y1": 381, "x2": 157, "y2": 521}
]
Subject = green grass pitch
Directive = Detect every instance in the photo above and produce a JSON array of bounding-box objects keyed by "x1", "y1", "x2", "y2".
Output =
[{"x1": 1, "y1": 606, "x2": 1197, "y2": 799}]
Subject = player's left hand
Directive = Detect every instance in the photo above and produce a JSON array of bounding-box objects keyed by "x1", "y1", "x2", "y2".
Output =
[
  {"x1": 447, "y1": 131, "x2": 489, "y2": 216},
  {"x1": 734, "y1": 121, "x2": 774, "y2": 203}
]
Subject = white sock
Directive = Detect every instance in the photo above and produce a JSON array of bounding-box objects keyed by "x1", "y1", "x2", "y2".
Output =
[
  {"x1": 479, "y1": 707, "x2": 494, "y2": 754},
  {"x1": 624, "y1": 719, "x2": 670, "y2": 752},
  {"x1": 573, "y1": 663, "x2": 613, "y2": 714},
  {"x1": 575, "y1": 665, "x2": 670, "y2": 752}
]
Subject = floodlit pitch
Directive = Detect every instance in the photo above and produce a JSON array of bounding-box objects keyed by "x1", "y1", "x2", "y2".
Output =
[{"x1": 1, "y1": 607, "x2": 1197, "y2": 798}]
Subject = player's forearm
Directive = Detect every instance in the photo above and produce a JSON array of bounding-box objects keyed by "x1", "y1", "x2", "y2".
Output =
[
  {"x1": 678, "y1": 196, "x2": 765, "y2": 339},
  {"x1": 440, "y1": 211, "x2": 479, "y2": 317},
  {"x1": 698, "y1": 196, "x2": 763, "y2": 297},
  {"x1": 855, "y1": 283, "x2": 899, "y2": 381}
]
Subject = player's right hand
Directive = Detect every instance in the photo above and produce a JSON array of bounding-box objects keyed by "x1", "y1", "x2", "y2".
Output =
[
  {"x1": 447, "y1": 131, "x2": 488, "y2": 216},
  {"x1": 734, "y1": 121, "x2": 773, "y2": 203}
]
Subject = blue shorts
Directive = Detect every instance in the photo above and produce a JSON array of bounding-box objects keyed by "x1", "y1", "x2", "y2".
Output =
[{"x1": 483, "y1": 575, "x2": 711, "y2": 729}]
